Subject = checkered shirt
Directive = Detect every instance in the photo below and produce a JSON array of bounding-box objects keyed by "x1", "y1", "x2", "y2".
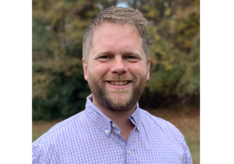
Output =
[{"x1": 32, "y1": 94, "x2": 192, "y2": 164}]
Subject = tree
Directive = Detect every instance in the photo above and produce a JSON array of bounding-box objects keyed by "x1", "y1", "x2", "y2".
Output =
[
  {"x1": 137, "y1": 0, "x2": 200, "y2": 108},
  {"x1": 33, "y1": 0, "x2": 100, "y2": 120}
]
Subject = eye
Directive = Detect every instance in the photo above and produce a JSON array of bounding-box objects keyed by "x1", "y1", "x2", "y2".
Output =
[
  {"x1": 100, "y1": 56, "x2": 108, "y2": 59},
  {"x1": 97, "y1": 55, "x2": 113, "y2": 62},
  {"x1": 125, "y1": 55, "x2": 139, "y2": 62}
]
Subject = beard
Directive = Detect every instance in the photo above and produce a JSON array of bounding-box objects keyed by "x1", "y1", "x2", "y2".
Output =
[{"x1": 87, "y1": 73, "x2": 147, "y2": 113}]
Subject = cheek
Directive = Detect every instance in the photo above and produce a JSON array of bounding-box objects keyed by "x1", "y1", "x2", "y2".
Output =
[
  {"x1": 129, "y1": 64, "x2": 147, "y2": 75},
  {"x1": 90, "y1": 64, "x2": 110, "y2": 77}
]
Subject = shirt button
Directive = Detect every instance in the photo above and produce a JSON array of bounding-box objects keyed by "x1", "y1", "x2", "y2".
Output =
[
  {"x1": 105, "y1": 130, "x2": 109, "y2": 134},
  {"x1": 137, "y1": 127, "x2": 140, "y2": 130},
  {"x1": 112, "y1": 124, "x2": 115, "y2": 127},
  {"x1": 128, "y1": 150, "x2": 131, "y2": 155}
]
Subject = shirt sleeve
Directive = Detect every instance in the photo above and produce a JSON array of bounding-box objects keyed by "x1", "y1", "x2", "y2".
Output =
[
  {"x1": 32, "y1": 144, "x2": 44, "y2": 164},
  {"x1": 182, "y1": 137, "x2": 193, "y2": 164}
]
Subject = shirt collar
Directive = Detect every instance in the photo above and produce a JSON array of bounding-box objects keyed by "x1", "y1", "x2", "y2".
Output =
[
  {"x1": 85, "y1": 94, "x2": 141, "y2": 135},
  {"x1": 129, "y1": 103, "x2": 141, "y2": 129}
]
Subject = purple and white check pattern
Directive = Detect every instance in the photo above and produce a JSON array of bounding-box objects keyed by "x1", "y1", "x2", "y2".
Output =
[{"x1": 32, "y1": 94, "x2": 192, "y2": 164}]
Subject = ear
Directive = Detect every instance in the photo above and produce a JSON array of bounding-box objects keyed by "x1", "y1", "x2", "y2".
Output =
[
  {"x1": 82, "y1": 58, "x2": 88, "y2": 81},
  {"x1": 146, "y1": 58, "x2": 151, "y2": 81}
]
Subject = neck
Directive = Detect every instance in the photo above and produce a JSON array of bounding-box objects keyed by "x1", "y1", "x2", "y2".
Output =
[
  {"x1": 92, "y1": 96, "x2": 136, "y2": 140},
  {"x1": 103, "y1": 108, "x2": 135, "y2": 126}
]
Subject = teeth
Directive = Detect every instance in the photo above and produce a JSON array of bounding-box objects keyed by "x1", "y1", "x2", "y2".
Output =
[{"x1": 109, "y1": 81, "x2": 128, "y2": 85}]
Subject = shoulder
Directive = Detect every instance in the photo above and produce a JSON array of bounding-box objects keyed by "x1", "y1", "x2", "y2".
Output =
[
  {"x1": 140, "y1": 109, "x2": 191, "y2": 154},
  {"x1": 32, "y1": 110, "x2": 88, "y2": 154},
  {"x1": 140, "y1": 109, "x2": 185, "y2": 139},
  {"x1": 34, "y1": 110, "x2": 88, "y2": 145},
  {"x1": 140, "y1": 109, "x2": 192, "y2": 163},
  {"x1": 32, "y1": 110, "x2": 91, "y2": 163}
]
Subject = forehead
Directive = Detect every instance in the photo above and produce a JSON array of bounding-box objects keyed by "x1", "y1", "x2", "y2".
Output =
[
  {"x1": 94, "y1": 21, "x2": 138, "y2": 36},
  {"x1": 91, "y1": 21, "x2": 143, "y2": 52}
]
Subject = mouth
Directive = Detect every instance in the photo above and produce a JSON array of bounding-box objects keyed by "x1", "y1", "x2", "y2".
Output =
[
  {"x1": 106, "y1": 80, "x2": 132, "y2": 89},
  {"x1": 107, "y1": 81, "x2": 130, "y2": 86}
]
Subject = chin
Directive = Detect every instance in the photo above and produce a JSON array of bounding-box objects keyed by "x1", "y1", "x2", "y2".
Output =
[{"x1": 104, "y1": 93, "x2": 136, "y2": 111}]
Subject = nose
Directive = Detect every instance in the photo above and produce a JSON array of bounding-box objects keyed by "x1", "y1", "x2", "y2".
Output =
[{"x1": 111, "y1": 57, "x2": 127, "y2": 75}]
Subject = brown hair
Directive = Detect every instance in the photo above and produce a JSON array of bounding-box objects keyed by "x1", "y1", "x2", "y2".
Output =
[{"x1": 82, "y1": 6, "x2": 150, "y2": 62}]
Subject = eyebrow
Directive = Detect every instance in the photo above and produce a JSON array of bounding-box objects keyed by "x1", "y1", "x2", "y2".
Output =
[{"x1": 124, "y1": 51, "x2": 142, "y2": 57}]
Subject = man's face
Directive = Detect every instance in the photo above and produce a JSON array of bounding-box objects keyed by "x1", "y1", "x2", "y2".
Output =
[{"x1": 83, "y1": 22, "x2": 150, "y2": 112}]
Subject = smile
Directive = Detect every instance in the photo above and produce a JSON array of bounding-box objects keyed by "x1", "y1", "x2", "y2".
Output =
[
  {"x1": 106, "y1": 81, "x2": 131, "y2": 89},
  {"x1": 108, "y1": 81, "x2": 129, "y2": 85}
]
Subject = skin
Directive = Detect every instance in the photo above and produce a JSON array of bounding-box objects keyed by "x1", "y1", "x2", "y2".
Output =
[{"x1": 82, "y1": 21, "x2": 151, "y2": 141}]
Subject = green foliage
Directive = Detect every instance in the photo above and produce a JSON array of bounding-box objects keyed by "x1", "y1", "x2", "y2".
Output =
[
  {"x1": 33, "y1": 0, "x2": 100, "y2": 120},
  {"x1": 33, "y1": 0, "x2": 200, "y2": 120},
  {"x1": 138, "y1": 0, "x2": 200, "y2": 107}
]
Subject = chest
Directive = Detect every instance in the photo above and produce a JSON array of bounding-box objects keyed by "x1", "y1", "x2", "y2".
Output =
[{"x1": 54, "y1": 127, "x2": 184, "y2": 164}]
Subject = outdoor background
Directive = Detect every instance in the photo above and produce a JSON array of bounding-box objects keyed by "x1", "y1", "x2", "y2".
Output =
[{"x1": 32, "y1": 0, "x2": 200, "y2": 163}]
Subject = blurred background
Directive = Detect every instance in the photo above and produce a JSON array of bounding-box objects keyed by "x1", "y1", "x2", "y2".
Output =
[{"x1": 32, "y1": 0, "x2": 199, "y2": 163}]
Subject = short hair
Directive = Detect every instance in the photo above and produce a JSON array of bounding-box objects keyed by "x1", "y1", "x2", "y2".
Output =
[{"x1": 82, "y1": 6, "x2": 150, "y2": 62}]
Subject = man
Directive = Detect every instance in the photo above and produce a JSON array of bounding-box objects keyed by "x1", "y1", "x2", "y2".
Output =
[{"x1": 33, "y1": 7, "x2": 192, "y2": 163}]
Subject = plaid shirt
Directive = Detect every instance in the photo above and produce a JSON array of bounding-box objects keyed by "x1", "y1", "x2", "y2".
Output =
[{"x1": 32, "y1": 94, "x2": 192, "y2": 164}]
